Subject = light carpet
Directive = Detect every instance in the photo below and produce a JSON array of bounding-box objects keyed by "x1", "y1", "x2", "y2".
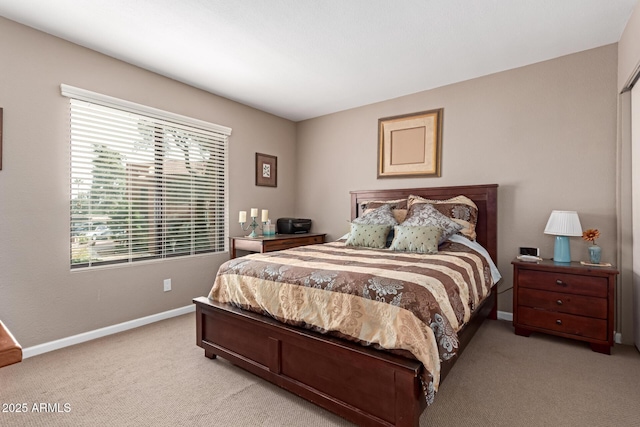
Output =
[{"x1": 1, "y1": 314, "x2": 639, "y2": 426}]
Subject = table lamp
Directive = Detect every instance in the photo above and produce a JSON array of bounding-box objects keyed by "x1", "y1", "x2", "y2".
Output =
[{"x1": 543, "y1": 210, "x2": 582, "y2": 263}]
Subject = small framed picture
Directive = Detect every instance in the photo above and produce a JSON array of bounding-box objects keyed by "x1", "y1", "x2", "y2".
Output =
[{"x1": 255, "y1": 153, "x2": 277, "y2": 187}]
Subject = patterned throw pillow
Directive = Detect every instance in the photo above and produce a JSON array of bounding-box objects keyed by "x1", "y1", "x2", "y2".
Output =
[
  {"x1": 389, "y1": 225, "x2": 441, "y2": 254},
  {"x1": 345, "y1": 223, "x2": 391, "y2": 249},
  {"x1": 361, "y1": 198, "x2": 408, "y2": 223},
  {"x1": 352, "y1": 204, "x2": 398, "y2": 247},
  {"x1": 353, "y1": 203, "x2": 399, "y2": 226},
  {"x1": 408, "y1": 194, "x2": 478, "y2": 240},
  {"x1": 402, "y1": 203, "x2": 463, "y2": 244}
]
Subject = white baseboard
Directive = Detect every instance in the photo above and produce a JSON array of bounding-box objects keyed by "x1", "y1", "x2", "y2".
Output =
[
  {"x1": 497, "y1": 310, "x2": 513, "y2": 322},
  {"x1": 20, "y1": 306, "x2": 611, "y2": 359},
  {"x1": 22, "y1": 305, "x2": 195, "y2": 359}
]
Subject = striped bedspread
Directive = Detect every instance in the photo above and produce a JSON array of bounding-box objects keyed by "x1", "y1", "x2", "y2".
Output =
[{"x1": 208, "y1": 240, "x2": 493, "y2": 404}]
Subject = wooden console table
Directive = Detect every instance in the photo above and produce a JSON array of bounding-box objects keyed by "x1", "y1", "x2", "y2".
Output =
[{"x1": 229, "y1": 233, "x2": 326, "y2": 259}]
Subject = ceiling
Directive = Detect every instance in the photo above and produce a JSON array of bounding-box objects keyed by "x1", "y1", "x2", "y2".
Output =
[{"x1": 0, "y1": 0, "x2": 637, "y2": 121}]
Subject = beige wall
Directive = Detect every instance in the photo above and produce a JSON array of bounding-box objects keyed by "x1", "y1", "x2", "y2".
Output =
[
  {"x1": 296, "y1": 45, "x2": 619, "y2": 324},
  {"x1": 0, "y1": 17, "x2": 297, "y2": 347},
  {"x1": 618, "y1": 3, "x2": 640, "y2": 92},
  {"x1": 1, "y1": 13, "x2": 632, "y2": 348},
  {"x1": 618, "y1": 1, "x2": 640, "y2": 346}
]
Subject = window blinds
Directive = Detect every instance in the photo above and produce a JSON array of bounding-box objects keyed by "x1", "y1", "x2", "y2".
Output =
[{"x1": 65, "y1": 86, "x2": 230, "y2": 268}]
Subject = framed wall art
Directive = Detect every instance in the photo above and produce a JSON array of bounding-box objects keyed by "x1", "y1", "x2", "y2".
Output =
[
  {"x1": 377, "y1": 108, "x2": 443, "y2": 178},
  {"x1": 255, "y1": 152, "x2": 277, "y2": 187}
]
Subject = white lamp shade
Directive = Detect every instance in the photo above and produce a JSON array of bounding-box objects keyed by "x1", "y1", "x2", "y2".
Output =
[{"x1": 543, "y1": 210, "x2": 583, "y2": 236}]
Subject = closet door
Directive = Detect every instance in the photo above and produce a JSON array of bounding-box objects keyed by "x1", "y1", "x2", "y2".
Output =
[{"x1": 632, "y1": 85, "x2": 640, "y2": 351}]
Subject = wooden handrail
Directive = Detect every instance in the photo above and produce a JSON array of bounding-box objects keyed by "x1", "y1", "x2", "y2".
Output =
[{"x1": 0, "y1": 320, "x2": 22, "y2": 368}]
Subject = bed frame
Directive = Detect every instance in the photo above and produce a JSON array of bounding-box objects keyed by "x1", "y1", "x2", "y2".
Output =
[{"x1": 194, "y1": 184, "x2": 499, "y2": 427}]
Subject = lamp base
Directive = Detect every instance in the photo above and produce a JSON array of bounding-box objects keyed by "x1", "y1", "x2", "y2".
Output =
[{"x1": 553, "y1": 235, "x2": 571, "y2": 263}]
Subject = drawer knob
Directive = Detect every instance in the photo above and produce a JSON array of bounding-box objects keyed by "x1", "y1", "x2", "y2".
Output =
[
  {"x1": 555, "y1": 279, "x2": 566, "y2": 287},
  {"x1": 556, "y1": 299, "x2": 563, "y2": 305},
  {"x1": 556, "y1": 319, "x2": 562, "y2": 325}
]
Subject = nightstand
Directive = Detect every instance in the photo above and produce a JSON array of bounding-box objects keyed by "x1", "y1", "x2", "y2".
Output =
[
  {"x1": 229, "y1": 233, "x2": 326, "y2": 259},
  {"x1": 512, "y1": 259, "x2": 618, "y2": 354}
]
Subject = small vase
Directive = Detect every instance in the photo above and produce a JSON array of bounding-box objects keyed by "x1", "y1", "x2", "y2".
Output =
[{"x1": 588, "y1": 245, "x2": 602, "y2": 264}]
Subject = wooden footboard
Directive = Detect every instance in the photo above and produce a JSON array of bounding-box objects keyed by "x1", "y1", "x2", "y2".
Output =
[
  {"x1": 194, "y1": 284, "x2": 498, "y2": 427},
  {"x1": 194, "y1": 296, "x2": 426, "y2": 426}
]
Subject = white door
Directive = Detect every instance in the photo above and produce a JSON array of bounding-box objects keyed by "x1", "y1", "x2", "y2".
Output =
[{"x1": 632, "y1": 85, "x2": 640, "y2": 351}]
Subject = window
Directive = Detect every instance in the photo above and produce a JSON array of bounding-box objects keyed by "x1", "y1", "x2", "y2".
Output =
[{"x1": 63, "y1": 85, "x2": 231, "y2": 268}]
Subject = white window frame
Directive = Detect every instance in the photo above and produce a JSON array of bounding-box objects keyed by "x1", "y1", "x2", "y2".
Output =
[{"x1": 62, "y1": 84, "x2": 231, "y2": 269}]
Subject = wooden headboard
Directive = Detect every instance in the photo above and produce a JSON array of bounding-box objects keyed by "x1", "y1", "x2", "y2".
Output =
[{"x1": 350, "y1": 184, "x2": 498, "y2": 261}]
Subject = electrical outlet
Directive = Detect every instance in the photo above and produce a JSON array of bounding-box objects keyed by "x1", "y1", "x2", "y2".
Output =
[{"x1": 163, "y1": 278, "x2": 171, "y2": 292}]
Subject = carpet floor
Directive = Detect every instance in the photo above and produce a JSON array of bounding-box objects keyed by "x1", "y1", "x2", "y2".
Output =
[{"x1": 1, "y1": 314, "x2": 639, "y2": 426}]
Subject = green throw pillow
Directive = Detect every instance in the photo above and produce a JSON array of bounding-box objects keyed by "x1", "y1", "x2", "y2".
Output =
[
  {"x1": 401, "y1": 203, "x2": 462, "y2": 244},
  {"x1": 345, "y1": 223, "x2": 391, "y2": 249},
  {"x1": 389, "y1": 225, "x2": 441, "y2": 254}
]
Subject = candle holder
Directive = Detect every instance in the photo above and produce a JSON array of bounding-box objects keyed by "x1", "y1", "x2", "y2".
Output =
[
  {"x1": 240, "y1": 216, "x2": 264, "y2": 238},
  {"x1": 239, "y1": 209, "x2": 269, "y2": 238}
]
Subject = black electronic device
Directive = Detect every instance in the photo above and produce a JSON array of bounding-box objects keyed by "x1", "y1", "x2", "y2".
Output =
[
  {"x1": 277, "y1": 218, "x2": 312, "y2": 234},
  {"x1": 519, "y1": 247, "x2": 540, "y2": 257}
]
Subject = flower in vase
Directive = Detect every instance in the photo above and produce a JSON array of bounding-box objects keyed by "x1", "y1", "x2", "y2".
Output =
[{"x1": 582, "y1": 228, "x2": 600, "y2": 246}]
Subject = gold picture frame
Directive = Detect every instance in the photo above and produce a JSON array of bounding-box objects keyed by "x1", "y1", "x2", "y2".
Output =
[
  {"x1": 255, "y1": 152, "x2": 277, "y2": 187},
  {"x1": 377, "y1": 108, "x2": 443, "y2": 178}
]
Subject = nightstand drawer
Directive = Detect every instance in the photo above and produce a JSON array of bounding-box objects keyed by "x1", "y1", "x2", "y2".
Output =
[
  {"x1": 517, "y1": 269, "x2": 607, "y2": 297},
  {"x1": 518, "y1": 306, "x2": 608, "y2": 340},
  {"x1": 266, "y1": 235, "x2": 323, "y2": 251},
  {"x1": 230, "y1": 233, "x2": 326, "y2": 259},
  {"x1": 518, "y1": 288, "x2": 607, "y2": 319},
  {"x1": 512, "y1": 259, "x2": 617, "y2": 354}
]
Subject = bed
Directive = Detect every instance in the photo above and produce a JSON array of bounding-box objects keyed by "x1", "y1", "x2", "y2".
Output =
[{"x1": 193, "y1": 184, "x2": 500, "y2": 427}]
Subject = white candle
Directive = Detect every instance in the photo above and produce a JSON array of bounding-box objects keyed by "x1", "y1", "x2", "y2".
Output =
[
  {"x1": 261, "y1": 209, "x2": 269, "y2": 223},
  {"x1": 250, "y1": 208, "x2": 258, "y2": 218},
  {"x1": 239, "y1": 211, "x2": 247, "y2": 223}
]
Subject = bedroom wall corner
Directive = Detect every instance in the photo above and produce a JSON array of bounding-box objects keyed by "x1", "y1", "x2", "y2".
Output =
[
  {"x1": 0, "y1": 16, "x2": 297, "y2": 348},
  {"x1": 294, "y1": 44, "x2": 619, "y2": 322}
]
